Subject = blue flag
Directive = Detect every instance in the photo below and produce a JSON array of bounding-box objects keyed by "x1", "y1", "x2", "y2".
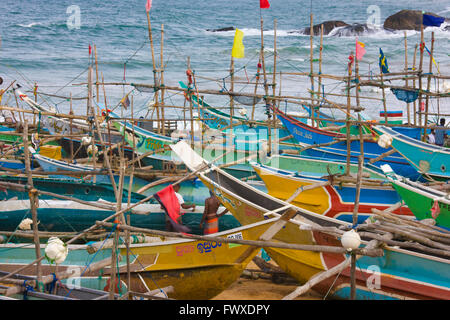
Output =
[
  {"x1": 379, "y1": 48, "x2": 389, "y2": 74},
  {"x1": 423, "y1": 14, "x2": 445, "y2": 27}
]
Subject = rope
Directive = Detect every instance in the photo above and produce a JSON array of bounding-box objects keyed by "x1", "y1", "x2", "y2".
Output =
[{"x1": 22, "y1": 279, "x2": 34, "y2": 300}]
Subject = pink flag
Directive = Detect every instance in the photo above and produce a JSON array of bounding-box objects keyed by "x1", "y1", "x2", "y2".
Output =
[
  {"x1": 260, "y1": 0, "x2": 270, "y2": 9},
  {"x1": 355, "y1": 40, "x2": 366, "y2": 61},
  {"x1": 146, "y1": 0, "x2": 152, "y2": 12}
]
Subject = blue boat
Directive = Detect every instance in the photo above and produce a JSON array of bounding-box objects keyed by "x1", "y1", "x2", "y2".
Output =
[{"x1": 273, "y1": 107, "x2": 422, "y2": 180}]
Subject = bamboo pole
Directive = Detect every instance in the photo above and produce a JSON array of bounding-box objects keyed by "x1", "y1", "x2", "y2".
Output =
[
  {"x1": 412, "y1": 44, "x2": 418, "y2": 126},
  {"x1": 229, "y1": 56, "x2": 235, "y2": 159},
  {"x1": 187, "y1": 57, "x2": 194, "y2": 148},
  {"x1": 309, "y1": 14, "x2": 315, "y2": 127},
  {"x1": 284, "y1": 257, "x2": 351, "y2": 300},
  {"x1": 146, "y1": 8, "x2": 160, "y2": 134},
  {"x1": 345, "y1": 60, "x2": 352, "y2": 175},
  {"x1": 259, "y1": 13, "x2": 271, "y2": 155},
  {"x1": 109, "y1": 157, "x2": 125, "y2": 300},
  {"x1": 379, "y1": 67, "x2": 388, "y2": 125},
  {"x1": 96, "y1": 220, "x2": 383, "y2": 257},
  {"x1": 69, "y1": 93, "x2": 74, "y2": 163},
  {"x1": 160, "y1": 24, "x2": 165, "y2": 135},
  {"x1": 94, "y1": 45, "x2": 100, "y2": 114},
  {"x1": 251, "y1": 54, "x2": 262, "y2": 121},
  {"x1": 317, "y1": 24, "x2": 324, "y2": 123},
  {"x1": 404, "y1": 32, "x2": 411, "y2": 124},
  {"x1": 418, "y1": 19, "x2": 424, "y2": 128},
  {"x1": 22, "y1": 121, "x2": 42, "y2": 290},
  {"x1": 424, "y1": 31, "x2": 434, "y2": 142}
]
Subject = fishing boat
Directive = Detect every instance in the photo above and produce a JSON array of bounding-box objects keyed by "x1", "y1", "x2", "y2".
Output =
[
  {"x1": 375, "y1": 125, "x2": 450, "y2": 181},
  {"x1": 0, "y1": 216, "x2": 279, "y2": 300},
  {"x1": 251, "y1": 162, "x2": 412, "y2": 223},
  {"x1": 263, "y1": 153, "x2": 385, "y2": 179},
  {"x1": 273, "y1": 107, "x2": 422, "y2": 181},
  {"x1": 170, "y1": 140, "x2": 450, "y2": 300},
  {"x1": 380, "y1": 165, "x2": 450, "y2": 229},
  {"x1": 0, "y1": 271, "x2": 120, "y2": 300},
  {"x1": 0, "y1": 175, "x2": 146, "y2": 203},
  {"x1": 29, "y1": 146, "x2": 114, "y2": 184},
  {"x1": 110, "y1": 111, "x2": 273, "y2": 179},
  {"x1": 0, "y1": 199, "x2": 240, "y2": 235}
]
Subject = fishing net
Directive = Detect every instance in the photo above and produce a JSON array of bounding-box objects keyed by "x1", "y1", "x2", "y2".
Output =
[
  {"x1": 233, "y1": 95, "x2": 262, "y2": 106},
  {"x1": 391, "y1": 88, "x2": 419, "y2": 103},
  {"x1": 132, "y1": 84, "x2": 158, "y2": 93}
]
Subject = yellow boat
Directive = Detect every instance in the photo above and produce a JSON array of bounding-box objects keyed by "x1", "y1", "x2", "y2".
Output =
[
  {"x1": 170, "y1": 141, "x2": 353, "y2": 285},
  {"x1": 118, "y1": 217, "x2": 282, "y2": 300}
]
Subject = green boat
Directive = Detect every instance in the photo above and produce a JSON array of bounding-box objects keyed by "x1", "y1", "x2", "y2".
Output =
[{"x1": 381, "y1": 165, "x2": 450, "y2": 229}]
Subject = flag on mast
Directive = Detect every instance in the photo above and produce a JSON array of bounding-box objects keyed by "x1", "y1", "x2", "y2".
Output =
[
  {"x1": 260, "y1": 0, "x2": 270, "y2": 9},
  {"x1": 379, "y1": 48, "x2": 390, "y2": 74},
  {"x1": 422, "y1": 14, "x2": 445, "y2": 27},
  {"x1": 355, "y1": 39, "x2": 366, "y2": 61},
  {"x1": 146, "y1": 0, "x2": 152, "y2": 12},
  {"x1": 231, "y1": 29, "x2": 245, "y2": 59}
]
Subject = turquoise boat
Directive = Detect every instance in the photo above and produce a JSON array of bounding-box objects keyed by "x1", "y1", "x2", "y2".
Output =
[
  {"x1": 375, "y1": 125, "x2": 450, "y2": 180},
  {"x1": 0, "y1": 175, "x2": 146, "y2": 203},
  {"x1": 0, "y1": 200, "x2": 240, "y2": 235},
  {"x1": 110, "y1": 111, "x2": 275, "y2": 179}
]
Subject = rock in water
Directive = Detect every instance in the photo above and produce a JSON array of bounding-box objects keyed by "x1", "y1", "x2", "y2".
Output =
[
  {"x1": 303, "y1": 20, "x2": 349, "y2": 35},
  {"x1": 329, "y1": 23, "x2": 384, "y2": 37},
  {"x1": 384, "y1": 10, "x2": 446, "y2": 31},
  {"x1": 206, "y1": 27, "x2": 235, "y2": 32}
]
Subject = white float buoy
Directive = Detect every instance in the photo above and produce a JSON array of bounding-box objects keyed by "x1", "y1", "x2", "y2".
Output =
[
  {"x1": 341, "y1": 229, "x2": 361, "y2": 251},
  {"x1": 18, "y1": 218, "x2": 34, "y2": 231},
  {"x1": 377, "y1": 133, "x2": 392, "y2": 148},
  {"x1": 81, "y1": 136, "x2": 92, "y2": 146},
  {"x1": 45, "y1": 237, "x2": 68, "y2": 264},
  {"x1": 87, "y1": 144, "x2": 98, "y2": 156}
]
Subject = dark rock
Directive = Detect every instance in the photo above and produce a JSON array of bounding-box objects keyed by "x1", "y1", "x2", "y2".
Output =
[
  {"x1": 303, "y1": 20, "x2": 349, "y2": 35},
  {"x1": 383, "y1": 10, "x2": 445, "y2": 31},
  {"x1": 206, "y1": 27, "x2": 235, "y2": 32},
  {"x1": 330, "y1": 23, "x2": 385, "y2": 37}
]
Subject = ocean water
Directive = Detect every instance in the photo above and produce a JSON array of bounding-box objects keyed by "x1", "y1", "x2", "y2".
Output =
[{"x1": 0, "y1": 0, "x2": 449, "y2": 122}]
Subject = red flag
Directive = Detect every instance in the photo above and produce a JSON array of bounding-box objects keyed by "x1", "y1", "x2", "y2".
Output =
[
  {"x1": 154, "y1": 185, "x2": 191, "y2": 233},
  {"x1": 88, "y1": 44, "x2": 92, "y2": 56},
  {"x1": 260, "y1": 0, "x2": 270, "y2": 9},
  {"x1": 145, "y1": 0, "x2": 152, "y2": 12}
]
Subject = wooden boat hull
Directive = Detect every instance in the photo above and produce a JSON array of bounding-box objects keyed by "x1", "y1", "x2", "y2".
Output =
[
  {"x1": 0, "y1": 218, "x2": 278, "y2": 300},
  {"x1": 120, "y1": 218, "x2": 278, "y2": 299},
  {"x1": 111, "y1": 114, "x2": 270, "y2": 179},
  {"x1": 384, "y1": 173, "x2": 450, "y2": 229},
  {"x1": 0, "y1": 176, "x2": 146, "y2": 203},
  {"x1": 274, "y1": 107, "x2": 422, "y2": 180},
  {"x1": 252, "y1": 163, "x2": 413, "y2": 223},
  {"x1": 0, "y1": 200, "x2": 240, "y2": 235},
  {"x1": 171, "y1": 140, "x2": 450, "y2": 300},
  {"x1": 375, "y1": 125, "x2": 450, "y2": 180}
]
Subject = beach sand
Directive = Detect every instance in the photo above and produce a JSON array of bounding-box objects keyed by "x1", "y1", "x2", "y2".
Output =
[
  {"x1": 212, "y1": 261, "x2": 323, "y2": 300},
  {"x1": 212, "y1": 278, "x2": 323, "y2": 300}
]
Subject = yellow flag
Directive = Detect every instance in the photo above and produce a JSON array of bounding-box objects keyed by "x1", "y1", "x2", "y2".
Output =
[{"x1": 231, "y1": 29, "x2": 245, "y2": 59}]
